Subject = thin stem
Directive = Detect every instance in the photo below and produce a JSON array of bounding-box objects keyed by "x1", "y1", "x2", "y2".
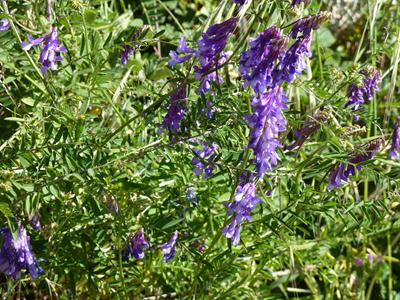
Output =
[
  {"x1": 388, "y1": 233, "x2": 393, "y2": 300},
  {"x1": 46, "y1": 0, "x2": 52, "y2": 21}
]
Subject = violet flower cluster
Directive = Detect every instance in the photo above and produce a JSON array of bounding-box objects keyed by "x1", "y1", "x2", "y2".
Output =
[
  {"x1": 328, "y1": 138, "x2": 383, "y2": 190},
  {"x1": 233, "y1": 0, "x2": 246, "y2": 4},
  {"x1": 222, "y1": 13, "x2": 330, "y2": 245},
  {"x1": 346, "y1": 67, "x2": 381, "y2": 118},
  {"x1": 122, "y1": 228, "x2": 149, "y2": 261},
  {"x1": 389, "y1": 116, "x2": 400, "y2": 160},
  {"x1": 240, "y1": 14, "x2": 328, "y2": 177},
  {"x1": 290, "y1": 12, "x2": 331, "y2": 39},
  {"x1": 194, "y1": 17, "x2": 237, "y2": 95},
  {"x1": 246, "y1": 87, "x2": 288, "y2": 176},
  {"x1": 239, "y1": 26, "x2": 287, "y2": 93},
  {"x1": 191, "y1": 142, "x2": 218, "y2": 178},
  {"x1": 22, "y1": 27, "x2": 67, "y2": 74},
  {"x1": 168, "y1": 18, "x2": 237, "y2": 95},
  {"x1": 0, "y1": 225, "x2": 43, "y2": 280},
  {"x1": 274, "y1": 36, "x2": 311, "y2": 83},
  {"x1": 161, "y1": 231, "x2": 178, "y2": 262},
  {"x1": 222, "y1": 182, "x2": 262, "y2": 245},
  {"x1": 0, "y1": 18, "x2": 10, "y2": 31},
  {"x1": 161, "y1": 84, "x2": 187, "y2": 132}
]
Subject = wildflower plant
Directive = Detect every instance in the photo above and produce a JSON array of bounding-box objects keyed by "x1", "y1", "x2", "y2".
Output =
[{"x1": 0, "y1": 0, "x2": 400, "y2": 298}]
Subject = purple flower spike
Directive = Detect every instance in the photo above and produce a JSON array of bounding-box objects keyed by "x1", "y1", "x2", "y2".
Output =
[
  {"x1": 239, "y1": 26, "x2": 287, "y2": 93},
  {"x1": 247, "y1": 86, "x2": 287, "y2": 177},
  {"x1": 222, "y1": 182, "x2": 262, "y2": 245},
  {"x1": 288, "y1": 108, "x2": 329, "y2": 150},
  {"x1": 233, "y1": 0, "x2": 246, "y2": 4},
  {"x1": 123, "y1": 228, "x2": 149, "y2": 260},
  {"x1": 291, "y1": 0, "x2": 310, "y2": 8},
  {"x1": 161, "y1": 84, "x2": 187, "y2": 131},
  {"x1": 0, "y1": 225, "x2": 43, "y2": 280},
  {"x1": 346, "y1": 67, "x2": 381, "y2": 113},
  {"x1": 194, "y1": 18, "x2": 237, "y2": 94},
  {"x1": 191, "y1": 142, "x2": 218, "y2": 178},
  {"x1": 161, "y1": 231, "x2": 178, "y2": 262},
  {"x1": 0, "y1": 18, "x2": 10, "y2": 32},
  {"x1": 389, "y1": 117, "x2": 400, "y2": 159},
  {"x1": 274, "y1": 36, "x2": 311, "y2": 84},
  {"x1": 290, "y1": 12, "x2": 331, "y2": 39}
]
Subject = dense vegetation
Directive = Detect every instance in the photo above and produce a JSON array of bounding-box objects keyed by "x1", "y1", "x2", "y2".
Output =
[{"x1": 1, "y1": 0, "x2": 400, "y2": 298}]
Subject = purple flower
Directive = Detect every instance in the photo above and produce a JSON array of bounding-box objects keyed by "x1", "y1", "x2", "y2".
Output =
[
  {"x1": 29, "y1": 213, "x2": 42, "y2": 231},
  {"x1": 389, "y1": 117, "x2": 400, "y2": 159},
  {"x1": 161, "y1": 231, "x2": 178, "y2": 262},
  {"x1": 191, "y1": 142, "x2": 218, "y2": 178},
  {"x1": 346, "y1": 68, "x2": 381, "y2": 113},
  {"x1": 0, "y1": 225, "x2": 43, "y2": 279},
  {"x1": 355, "y1": 258, "x2": 363, "y2": 267},
  {"x1": 168, "y1": 51, "x2": 193, "y2": 66},
  {"x1": 194, "y1": 18, "x2": 237, "y2": 94},
  {"x1": 288, "y1": 108, "x2": 329, "y2": 150},
  {"x1": 233, "y1": 0, "x2": 246, "y2": 4},
  {"x1": 186, "y1": 186, "x2": 197, "y2": 203},
  {"x1": 222, "y1": 182, "x2": 262, "y2": 245},
  {"x1": 123, "y1": 228, "x2": 149, "y2": 260},
  {"x1": 21, "y1": 35, "x2": 45, "y2": 51},
  {"x1": 327, "y1": 162, "x2": 348, "y2": 191},
  {"x1": 21, "y1": 27, "x2": 67, "y2": 74},
  {"x1": 161, "y1": 84, "x2": 187, "y2": 131},
  {"x1": 198, "y1": 239, "x2": 205, "y2": 253},
  {"x1": 247, "y1": 86, "x2": 287, "y2": 177},
  {"x1": 104, "y1": 193, "x2": 119, "y2": 214},
  {"x1": 367, "y1": 253, "x2": 374, "y2": 263},
  {"x1": 121, "y1": 45, "x2": 134, "y2": 65},
  {"x1": 290, "y1": 12, "x2": 330, "y2": 39},
  {"x1": 0, "y1": 18, "x2": 10, "y2": 32},
  {"x1": 328, "y1": 138, "x2": 383, "y2": 190},
  {"x1": 168, "y1": 38, "x2": 195, "y2": 66},
  {"x1": 239, "y1": 26, "x2": 287, "y2": 93},
  {"x1": 194, "y1": 52, "x2": 230, "y2": 95},
  {"x1": 274, "y1": 36, "x2": 311, "y2": 83},
  {"x1": 291, "y1": 0, "x2": 310, "y2": 7},
  {"x1": 120, "y1": 26, "x2": 149, "y2": 65}
]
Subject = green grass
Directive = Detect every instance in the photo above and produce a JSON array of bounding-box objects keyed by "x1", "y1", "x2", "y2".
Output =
[{"x1": 0, "y1": 0, "x2": 400, "y2": 298}]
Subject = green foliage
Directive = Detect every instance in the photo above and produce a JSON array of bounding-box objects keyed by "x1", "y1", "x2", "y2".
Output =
[{"x1": 0, "y1": 0, "x2": 400, "y2": 298}]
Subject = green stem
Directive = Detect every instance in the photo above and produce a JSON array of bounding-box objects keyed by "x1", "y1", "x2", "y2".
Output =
[
  {"x1": 388, "y1": 233, "x2": 393, "y2": 300},
  {"x1": 117, "y1": 218, "x2": 128, "y2": 298}
]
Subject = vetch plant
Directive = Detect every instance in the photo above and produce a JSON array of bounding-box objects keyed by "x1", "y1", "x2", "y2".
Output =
[{"x1": 0, "y1": 0, "x2": 399, "y2": 298}]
